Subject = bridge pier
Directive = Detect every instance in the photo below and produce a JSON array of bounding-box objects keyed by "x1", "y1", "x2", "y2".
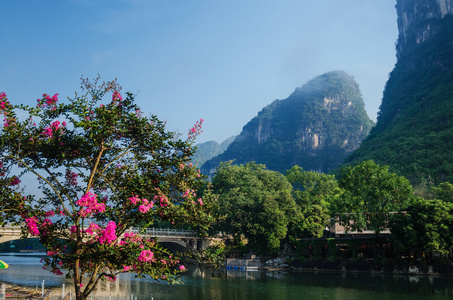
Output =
[{"x1": 197, "y1": 240, "x2": 204, "y2": 250}]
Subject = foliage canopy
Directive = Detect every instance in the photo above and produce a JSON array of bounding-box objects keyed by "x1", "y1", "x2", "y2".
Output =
[
  {"x1": 211, "y1": 161, "x2": 300, "y2": 252},
  {"x1": 0, "y1": 77, "x2": 216, "y2": 300}
]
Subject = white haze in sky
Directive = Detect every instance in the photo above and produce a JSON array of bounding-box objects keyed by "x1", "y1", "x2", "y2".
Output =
[{"x1": 1, "y1": 0, "x2": 398, "y2": 144}]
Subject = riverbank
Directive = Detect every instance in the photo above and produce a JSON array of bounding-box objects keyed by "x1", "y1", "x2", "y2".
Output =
[
  {"x1": 261, "y1": 257, "x2": 453, "y2": 276},
  {"x1": 0, "y1": 282, "x2": 44, "y2": 299}
]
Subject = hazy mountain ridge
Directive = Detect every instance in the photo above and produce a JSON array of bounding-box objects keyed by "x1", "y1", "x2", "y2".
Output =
[
  {"x1": 343, "y1": 0, "x2": 453, "y2": 184},
  {"x1": 191, "y1": 136, "x2": 235, "y2": 166},
  {"x1": 201, "y1": 71, "x2": 374, "y2": 176}
]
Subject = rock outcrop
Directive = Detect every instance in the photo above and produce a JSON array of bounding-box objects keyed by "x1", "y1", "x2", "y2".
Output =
[
  {"x1": 343, "y1": 0, "x2": 453, "y2": 184},
  {"x1": 202, "y1": 71, "x2": 374, "y2": 176}
]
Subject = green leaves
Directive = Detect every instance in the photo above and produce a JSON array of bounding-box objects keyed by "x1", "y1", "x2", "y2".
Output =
[
  {"x1": 0, "y1": 77, "x2": 218, "y2": 300},
  {"x1": 212, "y1": 162, "x2": 300, "y2": 253},
  {"x1": 390, "y1": 198, "x2": 453, "y2": 254},
  {"x1": 333, "y1": 160, "x2": 414, "y2": 236}
]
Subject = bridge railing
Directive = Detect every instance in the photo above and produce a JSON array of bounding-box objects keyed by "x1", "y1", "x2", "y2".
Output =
[
  {"x1": 126, "y1": 227, "x2": 197, "y2": 238},
  {"x1": 0, "y1": 225, "x2": 22, "y2": 235},
  {"x1": 0, "y1": 225, "x2": 198, "y2": 239}
]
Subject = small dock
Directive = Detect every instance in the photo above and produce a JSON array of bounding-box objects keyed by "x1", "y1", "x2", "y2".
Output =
[{"x1": 225, "y1": 259, "x2": 260, "y2": 270}]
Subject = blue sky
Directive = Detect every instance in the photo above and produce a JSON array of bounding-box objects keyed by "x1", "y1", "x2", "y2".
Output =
[{"x1": 1, "y1": 0, "x2": 398, "y2": 144}]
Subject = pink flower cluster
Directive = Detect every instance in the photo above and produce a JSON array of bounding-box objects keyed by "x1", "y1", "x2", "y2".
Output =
[
  {"x1": 73, "y1": 221, "x2": 117, "y2": 245},
  {"x1": 24, "y1": 216, "x2": 53, "y2": 237},
  {"x1": 138, "y1": 250, "x2": 154, "y2": 262},
  {"x1": 65, "y1": 170, "x2": 78, "y2": 186},
  {"x1": 37, "y1": 93, "x2": 58, "y2": 109},
  {"x1": 128, "y1": 195, "x2": 154, "y2": 214},
  {"x1": 85, "y1": 223, "x2": 101, "y2": 236},
  {"x1": 182, "y1": 189, "x2": 196, "y2": 198},
  {"x1": 76, "y1": 191, "x2": 106, "y2": 217},
  {"x1": 9, "y1": 176, "x2": 20, "y2": 186},
  {"x1": 187, "y1": 118, "x2": 204, "y2": 140},
  {"x1": 179, "y1": 162, "x2": 194, "y2": 171},
  {"x1": 98, "y1": 221, "x2": 117, "y2": 245},
  {"x1": 120, "y1": 232, "x2": 141, "y2": 245},
  {"x1": 45, "y1": 211, "x2": 55, "y2": 217},
  {"x1": 42, "y1": 120, "x2": 66, "y2": 139},
  {"x1": 123, "y1": 265, "x2": 132, "y2": 272},
  {"x1": 112, "y1": 91, "x2": 123, "y2": 102},
  {"x1": 0, "y1": 92, "x2": 15, "y2": 128},
  {"x1": 154, "y1": 194, "x2": 170, "y2": 207},
  {"x1": 0, "y1": 93, "x2": 8, "y2": 111},
  {"x1": 25, "y1": 217, "x2": 39, "y2": 236}
]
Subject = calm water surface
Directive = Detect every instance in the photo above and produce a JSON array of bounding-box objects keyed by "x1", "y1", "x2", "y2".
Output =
[{"x1": 0, "y1": 253, "x2": 452, "y2": 299}]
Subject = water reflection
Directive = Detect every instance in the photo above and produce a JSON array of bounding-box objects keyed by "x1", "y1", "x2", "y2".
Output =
[{"x1": 1, "y1": 253, "x2": 453, "y2": 300}]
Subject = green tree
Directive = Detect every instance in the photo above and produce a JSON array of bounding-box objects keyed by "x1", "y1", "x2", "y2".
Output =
[
  {"x1": 212, "y1": 162, "x2": 300, "y2": 253},
  {"x1": 0, "y1": 78, "x2": 216, "y2": 300},
  {"x1": 390, "y1": 198, "x2": 453, "y2": 256},
  {"x1": 431, "y1": 182, "x2": 453, "y2": 203},
  {"x1": 333, "y1": 160, "x2": 414, "y2": 238},
  {"x1": 285, "y1": 165, "x2": 341, "y2": 239}
]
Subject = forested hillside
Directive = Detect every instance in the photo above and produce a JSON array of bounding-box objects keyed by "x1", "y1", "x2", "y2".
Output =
[
  {"x1": 343, "y1": 0, "x2": 453, "y2": 185},
  {"x1": 202, "y1": 71, "x2": 374, "y2": 176}
]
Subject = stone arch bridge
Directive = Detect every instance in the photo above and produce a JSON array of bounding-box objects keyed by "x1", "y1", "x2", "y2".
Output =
[{"x1": 0, "y1": 226, "x2": 208, "y2": 252}]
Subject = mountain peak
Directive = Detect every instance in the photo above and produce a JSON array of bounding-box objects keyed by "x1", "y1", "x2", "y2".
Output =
[{"x1": 201, "y1": 71, "x2": 373, "y2": 176}]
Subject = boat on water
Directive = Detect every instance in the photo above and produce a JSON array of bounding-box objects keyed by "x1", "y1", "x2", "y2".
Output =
[{"x1": 0, "y1": 260, "x2": 8, "y2": 269}]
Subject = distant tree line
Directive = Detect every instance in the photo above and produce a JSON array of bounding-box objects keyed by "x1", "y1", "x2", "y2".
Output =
[{"x1": 207, "y1": 160, "x2": 453, "y2": 263}]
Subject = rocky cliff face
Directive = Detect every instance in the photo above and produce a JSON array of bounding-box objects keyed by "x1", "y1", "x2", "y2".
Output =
[
  {"x1": 202, "y1": 71, "x2": 374, "y2": 176},
  {"x1": 343, "y1": 0, "x2": 453, "y2": 185},
  {"x1": 396, "y1": 0, "x2": 453, "y2": 56}
]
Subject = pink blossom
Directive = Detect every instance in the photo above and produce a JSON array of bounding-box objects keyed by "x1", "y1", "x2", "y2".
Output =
[
  {"x1": 51, "y1": 120, "x2": 60, "y2": 130},
  {"x1": 123, "y1": 232, "x2": 140, "y2": 243},
  {"x1": 187, "y1": 118, "x2": 204, "y2": 140},
  {"x1": 42, "y1": 127, "x2": 53, "y2": 138},
  {"x1": 128, "y1": 195, "x2": 140, "y2": 205},
  {"x1": 76, "y1": 191, "x2": 106, "y2": 216},
  {"x1": 42, "y1": 218, "x2": 53, "y2": 227},
  {"x1": 25, "y1": 217, "x2": 39, "y2": 236},
  {"x1": 112, "y1": 91, "x2": 123, "y2": 102},
  {"x1": 179, "y1": 265, "x2": 186, "y2": 271},
  {"x1": 86, "y1": 223, "x2": 101, "y2": 235},
  {"x1": 45, "y1": 211, "x2": 55, "y2": 217},
  {"x1": 138, "y1": 250, "x2": 154, "y2": 262},
  {"x1": 9, "y1": 176, "x2": 20, "y2": 186},
  {"x1": 123, "y1": 265, "x2": 132, "y2": 272},
  {"x1": 139, "y1": 205, "x2": 150, "y2": 214},
  {"x1": 99, "y1": 221, "x2": 117, "y2": 245},
  {"x1": 53, "y1": 269, "x2": 63, "y2": 276},
  {"x1": 65, "y1": 170, "x2": 78, "y2": 186},
  {"x1": 70, "y1": 226, "x2": 77, "y2": 234}
]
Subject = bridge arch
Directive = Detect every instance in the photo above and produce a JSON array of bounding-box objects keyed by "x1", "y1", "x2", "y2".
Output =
[{"x1": 0, "y1": 226, "x2": 208, "y2": 252}]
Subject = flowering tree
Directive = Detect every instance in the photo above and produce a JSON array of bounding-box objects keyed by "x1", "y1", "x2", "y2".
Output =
[{"x1": 0, "y1": 77, "x2": 216, "y2": 300}]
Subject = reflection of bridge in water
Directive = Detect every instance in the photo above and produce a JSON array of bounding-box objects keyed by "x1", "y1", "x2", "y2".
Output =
[
  {"x1": 0, "y1": 226, "x2": 208, "y2": 252},
  {"x1": 40, "y1": 266, "x2": 257, "y2": 299}
]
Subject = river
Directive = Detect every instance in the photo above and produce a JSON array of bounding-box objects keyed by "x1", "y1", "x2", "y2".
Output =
[{"x1": 0, "y1": 253, "x2": 453, "y2": 299}]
